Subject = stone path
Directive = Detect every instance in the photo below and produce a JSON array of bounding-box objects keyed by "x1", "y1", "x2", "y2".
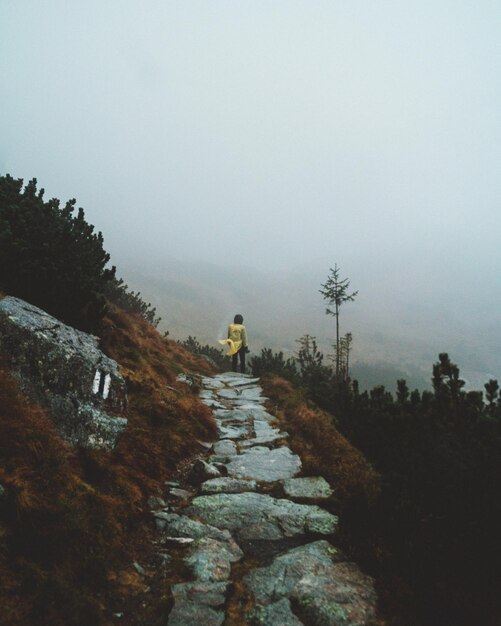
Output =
[{"x1": 155, "y1": 372, "x2": 377, "y2": 625}]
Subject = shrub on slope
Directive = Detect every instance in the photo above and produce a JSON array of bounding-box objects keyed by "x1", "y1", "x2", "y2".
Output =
[{"x1": 0, "y1": 175, "x2": 115, "y2": 331}]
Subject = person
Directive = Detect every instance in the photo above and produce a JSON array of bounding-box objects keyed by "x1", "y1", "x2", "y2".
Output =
[{"x1": 219, "y1": 314, "x2": 249, "y2": 373}]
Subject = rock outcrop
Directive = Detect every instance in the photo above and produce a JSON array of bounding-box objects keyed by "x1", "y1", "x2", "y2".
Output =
[
  {"x1": 243, "y1": 541, "x2": 377, "y2": 625},
  {"x1": 0, "y1": 296, "x2": 127, "y2": 449}
]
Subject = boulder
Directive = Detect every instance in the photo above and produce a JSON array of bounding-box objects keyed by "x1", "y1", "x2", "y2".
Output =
[
  {"x1": 226, "y1": 446, "x2": 302, "y2": 482},
  {"x1": 243, "y1": 541, "x2": 377, "y2": 626},
  {"x1": 0, "y1": 296, "x2": 127, "y2": 449}
]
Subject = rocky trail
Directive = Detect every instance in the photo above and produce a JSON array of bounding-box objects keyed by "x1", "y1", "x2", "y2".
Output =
[{"x1": 151, "y1": 372, "x2": 377, "y2": 626}]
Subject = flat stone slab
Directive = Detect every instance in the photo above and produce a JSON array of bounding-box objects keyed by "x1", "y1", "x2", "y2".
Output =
[
  {"x1": 216, "y1": 421, "x2": 250, "y2": 440},
  {"x1": 168, "y1": 581, "x2": 228, "y2": 626},
  {"x1": 282, "y1": 476, "x2": 334, "y2": 500},
  {"x1": 155, "y1": 512, "x2": 243, "y2": 581},
  {"x1": 155, "y1": 512, "x2": 234, "y2": 542},
  {"x1": 217, "y1": 388, "x2": 244, "y2": 400},
  {"x1": 201, "y1": 398, "x2": 226, "y2": 410},
  {"x1": 211, "y1": 440, "x2": 238, "y2": 461},
  {"x1": 237, "y1": 386, "x2": 266, "y2": 401},
  {"x1": 225, "y1": 377, "x2": 260, "y2": 387},
  {"x1": 213, "y1": 372, "x2": 256, "y2": 384},
  {"x1": 233, "y1": 397, "x2": 267, "y2": 406},
  {"x1": 226, "y1": 446, "x2": 302, "y2": 482},
  {"x1": 239, "y1": 433, "x2": 287, "y2": 449},
  {"x1": 201, "y1": 377, "x2": 223, "y2": 389},
  {"x1": 199, "y1": 390, "x2": 216, "y2": 399},
  {"x1": 236, "y1": 405, "x2": 275, "y2": 419},
  {"x1": 216, "y1": 386, "x2": 265, "y2": 402},
  {"x1": 253, "y1": 419, "x2": 279, "y2": 433},
  {"x1": 186, "y1": 492, "x2": 338, "y2": 541},
  {"x1": 214, "y1": 408, "x2": 254, "y2": 422},
  {"x1": 200, "y1": 477, "x2": 258, "y2": 495},
  {"x1": 243, "y1": 541, "x2": 377, "y2": 626}
]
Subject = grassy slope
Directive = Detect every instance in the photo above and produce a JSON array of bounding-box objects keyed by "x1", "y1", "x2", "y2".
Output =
[{"x1": 0, "y1": 303, "x2": 217, "y2": 626}]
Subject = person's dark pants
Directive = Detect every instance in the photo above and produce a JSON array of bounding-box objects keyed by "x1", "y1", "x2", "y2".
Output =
[{"x1": 232, "y1": 347, "x2": 246, "y2": 373}]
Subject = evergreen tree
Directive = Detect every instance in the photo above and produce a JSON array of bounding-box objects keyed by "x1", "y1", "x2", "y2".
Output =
[
  {"x1": 484, "y1": 379, "x2": 499, "y2": 411},
  {"x1": 319, "y1": 264, "x2": 358, "y2": 378},
  {"x1": 249, "y1": 347, "x2": 298, "y2": 381},
  {"x1": 0, "y1": 175, "x2": 116, "y2": 330},
  {"x1": 396, "y1": 378, "x2": 410, "y2": 404}
]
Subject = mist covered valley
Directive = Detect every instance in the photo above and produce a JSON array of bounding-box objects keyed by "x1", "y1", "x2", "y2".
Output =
[{"x1": 116, "y1": 251, "x2": 500, "y2": 394}]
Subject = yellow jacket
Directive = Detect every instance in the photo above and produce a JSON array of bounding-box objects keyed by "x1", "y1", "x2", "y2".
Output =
[{"x1": 219, "y1": 323, "x2": 248, "y2": 356}]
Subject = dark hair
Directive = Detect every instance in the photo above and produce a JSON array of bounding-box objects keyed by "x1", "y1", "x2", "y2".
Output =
[{"x1": 234, "y1": 314, "x2": 244, "y2": 324}]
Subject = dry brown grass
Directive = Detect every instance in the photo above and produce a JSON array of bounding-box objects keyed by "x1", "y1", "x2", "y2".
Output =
[
  {"x1": 0, "y1": 304, "x2": 221, "y2": 625},
  {"x1": 264, "y1": 376, "x2": 380, "y2": 509},
  {"x1": 0, "y1": 365, "x2": 125, "y2": 625},
  {"x1": 99, "y1": 304, "x2": 218, "y2": 476}
]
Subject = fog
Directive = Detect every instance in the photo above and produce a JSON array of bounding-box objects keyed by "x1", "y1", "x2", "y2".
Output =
[{"x1": 2, "y1": 2, "x2": 500, "y2": 388}]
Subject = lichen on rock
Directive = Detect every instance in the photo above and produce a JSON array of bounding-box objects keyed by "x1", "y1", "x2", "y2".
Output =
[{"x1": 0, "y1": 296, "x2": 127, "y2": 449}]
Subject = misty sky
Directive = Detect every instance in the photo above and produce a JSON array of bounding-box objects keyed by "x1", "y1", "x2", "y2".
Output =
[{"x1": 1, "y1": 1, "x2": 500, "y2": 285}]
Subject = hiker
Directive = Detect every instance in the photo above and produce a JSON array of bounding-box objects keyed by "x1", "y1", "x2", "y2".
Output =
[{"x1": 219, "y1": 314, "x2": 249, "y2": 373}]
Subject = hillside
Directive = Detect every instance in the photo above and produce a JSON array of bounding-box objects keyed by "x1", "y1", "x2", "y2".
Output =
[
  {"x1": 0, "y1": 296, "x2": 391, "y2": 626},
  {"x1": 0, "y1": 298, "x2": 221, "y2": 626}
]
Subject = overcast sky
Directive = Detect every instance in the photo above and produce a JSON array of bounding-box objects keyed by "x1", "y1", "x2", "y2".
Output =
[{"x1": 1, "y1": 1, "x2": 500, "y2": 286}]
